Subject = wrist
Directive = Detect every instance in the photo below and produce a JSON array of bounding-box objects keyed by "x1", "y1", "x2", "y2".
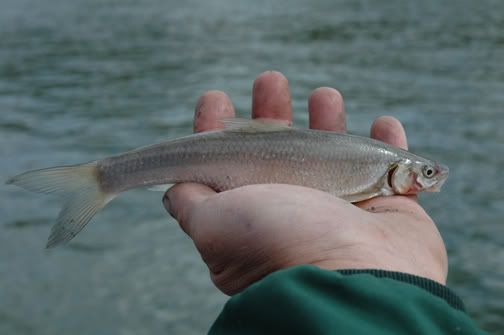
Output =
[
  {"x1": 313, "y1": 257, "x2": 447, "y2": 285},
  {"x1": 335, "y1": 269, "x2": 463, "y2": 311},
  {"x1": 294, "y1": 243, "x2": 448, "y2": 285}
]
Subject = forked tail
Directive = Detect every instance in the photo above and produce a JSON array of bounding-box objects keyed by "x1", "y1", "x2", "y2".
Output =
[{"x1": 6, "y1": 162, "x2": 116, "y2": 248}]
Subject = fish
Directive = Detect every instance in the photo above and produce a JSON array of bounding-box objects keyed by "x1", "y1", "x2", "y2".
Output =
[{"x1": 6, "y1": 118, "x2": 449, "y2": 248}]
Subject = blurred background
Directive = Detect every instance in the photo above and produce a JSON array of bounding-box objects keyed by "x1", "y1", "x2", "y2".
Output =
[{"x1": 1, "y1": 0, "x2": 502, "y2": 334}]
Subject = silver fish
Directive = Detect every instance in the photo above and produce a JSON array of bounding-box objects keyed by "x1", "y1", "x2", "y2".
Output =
[{"x1": 6, "y1": 119, "x2": 448, "y2": 248}]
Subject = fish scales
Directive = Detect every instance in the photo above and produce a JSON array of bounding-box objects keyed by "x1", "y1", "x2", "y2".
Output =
[{"x1": 97, "y1": 129, "x2": 399, "y2": 197}]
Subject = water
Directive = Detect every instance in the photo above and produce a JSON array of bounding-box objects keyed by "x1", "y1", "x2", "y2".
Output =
[{"x1": 1, "y1": 0, "x2": 502, "y2": 333}]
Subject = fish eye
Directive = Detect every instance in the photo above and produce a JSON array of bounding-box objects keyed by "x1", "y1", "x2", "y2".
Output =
[{"x1": 422, "y1": 165, "x2": 435, "y2": 178}]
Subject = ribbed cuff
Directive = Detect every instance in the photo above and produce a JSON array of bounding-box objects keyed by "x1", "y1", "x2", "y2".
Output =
[{"x1": 336, "y1": 269, "x2": 465, "y2": 312}]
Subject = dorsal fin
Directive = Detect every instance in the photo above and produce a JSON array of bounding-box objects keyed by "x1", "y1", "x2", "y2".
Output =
[{"x1": 220, "y1": 118, "x2": 292, "y2": 133}]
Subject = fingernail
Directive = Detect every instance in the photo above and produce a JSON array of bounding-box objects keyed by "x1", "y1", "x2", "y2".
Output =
[{"x1": 162, "y1": 193, "x2": 174, "y2": 218}]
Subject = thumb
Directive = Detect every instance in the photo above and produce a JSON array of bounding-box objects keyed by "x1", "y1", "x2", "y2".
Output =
[{"x1": 163, "y1": 183, "x2": 216, "y2": 236}]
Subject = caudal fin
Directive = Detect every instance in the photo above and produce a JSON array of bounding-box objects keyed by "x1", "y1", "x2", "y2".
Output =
[{"x1": 6, "y1": 163, "x2": 116, "y2": 248}]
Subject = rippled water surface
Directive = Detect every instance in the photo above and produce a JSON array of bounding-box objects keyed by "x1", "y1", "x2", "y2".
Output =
[{"x1": 1, "y1": 0, "x2": 503, "y2": 334}]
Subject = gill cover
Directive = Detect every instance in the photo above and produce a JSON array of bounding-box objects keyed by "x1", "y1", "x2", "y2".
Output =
[{"x1": 390, "y1": 161, "x2": 416, "y2": 194}]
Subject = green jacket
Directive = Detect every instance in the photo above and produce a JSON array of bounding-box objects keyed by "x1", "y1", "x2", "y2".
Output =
[{"x1": 209, "y1": 266, "x2": 486, "y2": 334}]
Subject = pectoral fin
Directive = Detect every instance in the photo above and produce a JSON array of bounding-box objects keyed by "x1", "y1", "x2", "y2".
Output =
[{"x1": 340, "y1": 191, "x2": 382, "y2": 203}]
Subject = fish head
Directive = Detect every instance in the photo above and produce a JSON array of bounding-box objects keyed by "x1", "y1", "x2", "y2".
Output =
[{"x1": 389, "y1": 159, "x2": 449, "y2": 195}]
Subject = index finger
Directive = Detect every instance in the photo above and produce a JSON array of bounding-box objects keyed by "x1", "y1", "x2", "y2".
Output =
[{"x1": 370, "y1": 116, "x2": 408, "y2": 150}]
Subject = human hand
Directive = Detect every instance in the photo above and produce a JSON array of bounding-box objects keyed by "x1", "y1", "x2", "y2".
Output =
[{"x1": 163, "y1": 71, "x2": 448, "y2": 295}]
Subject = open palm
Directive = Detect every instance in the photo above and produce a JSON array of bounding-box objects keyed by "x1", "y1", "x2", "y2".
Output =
[{"x1": 165, "y1": 71, "x2": 447, "y2": 295}]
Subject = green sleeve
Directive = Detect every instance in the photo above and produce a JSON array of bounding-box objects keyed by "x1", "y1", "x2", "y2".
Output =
[{"x1": 209, "y1": 266, "x2": 486, "y2": 335}]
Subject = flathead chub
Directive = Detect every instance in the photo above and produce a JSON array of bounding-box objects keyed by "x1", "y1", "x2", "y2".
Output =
[{"x1": 6, "y1": 118, "x2": 449, "y2": 247}]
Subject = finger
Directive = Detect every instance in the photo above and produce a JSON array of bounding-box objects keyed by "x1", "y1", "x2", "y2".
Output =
[
  {"x1": 252, "y1": 71, "x2": 292, "y2": 123},
  {"x1": 308, "y1": 87, "x2": 346, "y2": 132},
  {"x1": 163, "y1": 183, "x2": 216, "y2": 236},
  {"x1": 370, "y1": 116, "x2": 408, "y2": 150},
  {"x1": 194, "y1": 90, "x2": 235, "y2": 133}
]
